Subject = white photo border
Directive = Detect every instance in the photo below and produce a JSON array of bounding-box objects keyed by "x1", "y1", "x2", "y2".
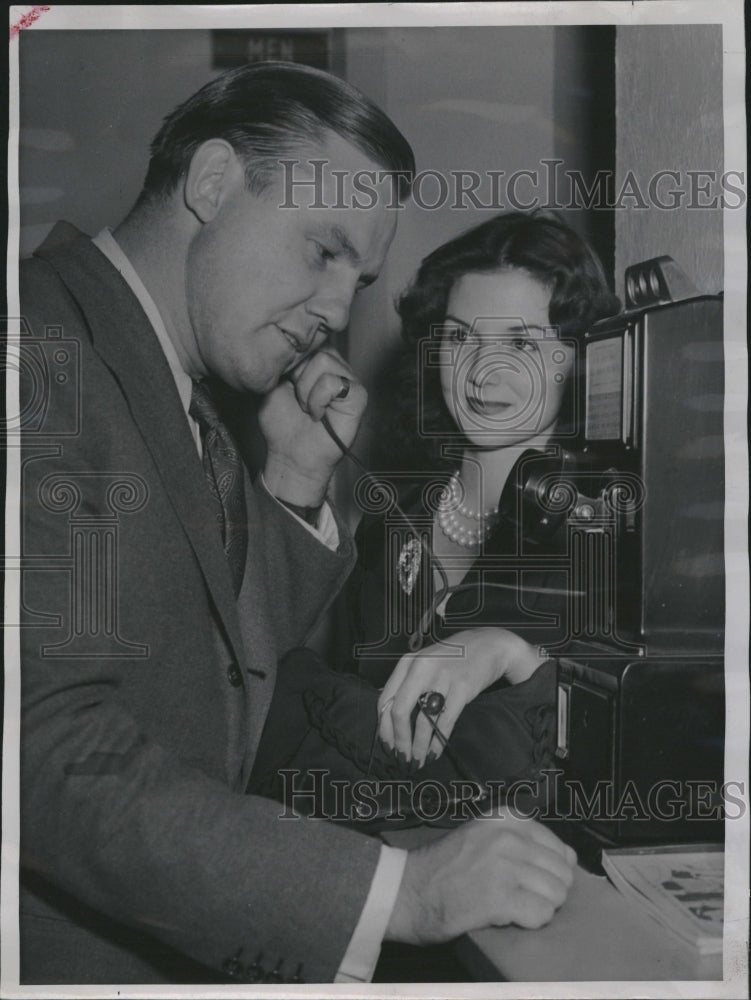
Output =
[{"x1": 4, "y1": 3, "x2": 748, "y2": 998}]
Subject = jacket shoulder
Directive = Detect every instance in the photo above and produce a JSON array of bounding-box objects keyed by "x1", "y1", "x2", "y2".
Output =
[{"x1": 20, "y1": 254, "x2": 94, "y2": 344}]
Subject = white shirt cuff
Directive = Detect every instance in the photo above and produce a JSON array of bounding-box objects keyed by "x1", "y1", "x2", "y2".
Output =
[
  {"x1": 334, "y1": 844, "x2": 408, "y2": 983},
  {"x1": 260, "y1": 474, "x2": 339, "y2": 551}
]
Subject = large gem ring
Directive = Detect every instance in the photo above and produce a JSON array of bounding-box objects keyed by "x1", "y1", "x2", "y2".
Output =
[{"x1": 418, "y1": 691, "x2": 446, "y2": 717}]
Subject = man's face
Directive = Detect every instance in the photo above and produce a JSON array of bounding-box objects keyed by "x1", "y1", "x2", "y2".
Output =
[{"x1": 184, "y1": 132, "x2": 398, "y2": 393}]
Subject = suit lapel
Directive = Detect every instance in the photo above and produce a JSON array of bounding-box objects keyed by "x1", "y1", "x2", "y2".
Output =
[{"x1": 35, "y1": 224, "x2": 246, "y2": 667}]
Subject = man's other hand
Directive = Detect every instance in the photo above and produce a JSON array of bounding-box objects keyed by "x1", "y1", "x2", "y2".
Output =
[{"x1": 385, "y1": 811, "x2": 576, "y2": 944}]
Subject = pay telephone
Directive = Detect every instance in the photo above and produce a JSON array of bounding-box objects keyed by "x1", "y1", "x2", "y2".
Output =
[
  {"x1": 548, "y1": 257, "x2": 725, "y2": 844},
  {"x1": 325, "y1": 254, "x2": 725, "y2": 845}
]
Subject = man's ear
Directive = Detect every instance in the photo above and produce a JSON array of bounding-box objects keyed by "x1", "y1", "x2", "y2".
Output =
[{"x1": 184, "y1": 139, "x2": 243, "y2": 222}]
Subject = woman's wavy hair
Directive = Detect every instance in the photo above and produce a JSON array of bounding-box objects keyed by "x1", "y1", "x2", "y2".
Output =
[{"x1": 380, "y1": 211, "x2": 620, "y2": 472}]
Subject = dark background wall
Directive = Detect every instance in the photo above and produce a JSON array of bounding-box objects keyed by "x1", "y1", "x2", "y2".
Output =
[
  {"x1": 614, "y1": 25, "x2": 724, "y2": 301},
  {"x1": 18, "y1": 26, "x2": 616, "y2": 335}
]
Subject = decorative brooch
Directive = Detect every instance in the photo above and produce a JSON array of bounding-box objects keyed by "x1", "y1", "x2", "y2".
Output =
[{"x1": 397, "y1": 537, "x2": 422, "y2": 596}]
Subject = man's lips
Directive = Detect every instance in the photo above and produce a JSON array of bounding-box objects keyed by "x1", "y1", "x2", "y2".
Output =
[{"x1": 278, "y1": 326, "x2": 307, "y2": 354}]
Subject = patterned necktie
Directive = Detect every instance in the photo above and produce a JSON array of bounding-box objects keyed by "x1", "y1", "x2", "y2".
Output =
[{"x1": 189, "y1": 379, "x2": 248, "y2": 596}]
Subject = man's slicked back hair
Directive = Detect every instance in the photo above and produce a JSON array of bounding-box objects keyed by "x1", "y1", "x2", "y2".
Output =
[{"x1": 140, "y1": 60, "x2": 415, "y2": 202}]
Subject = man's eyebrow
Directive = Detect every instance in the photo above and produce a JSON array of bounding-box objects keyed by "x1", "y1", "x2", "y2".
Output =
[
  {"x1": 317, "y1": 224, "x2": 380, "y2": 288},
  {"x1": 325, "y1": 224, "x2": 361, "y2": 263}
]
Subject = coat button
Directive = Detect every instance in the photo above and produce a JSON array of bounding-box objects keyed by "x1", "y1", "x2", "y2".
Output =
[
  {"x1": 222, "y1": 949, "x2": 244, "y2": 978},
  {"x1": 227, "y1": 663, "x2": 243, "y2": 687},
  {"x1": 246, "y1": 952, "x2": 265, "y2": 982},
  {"x1": 263, "y1": 958, "x2": 284, "y2": 983}
]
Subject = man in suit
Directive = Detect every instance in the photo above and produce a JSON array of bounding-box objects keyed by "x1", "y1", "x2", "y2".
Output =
[{"x1": 18, "y1": 61, "x2": 576, "y2": 985}]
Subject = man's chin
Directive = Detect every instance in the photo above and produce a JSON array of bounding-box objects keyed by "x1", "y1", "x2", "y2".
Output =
[{"x1": 252, "y1": 369, "x2": 291, "y2": 396}]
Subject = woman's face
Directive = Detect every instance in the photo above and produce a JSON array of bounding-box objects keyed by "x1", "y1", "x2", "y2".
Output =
[{"x1": 439, "y1": 268, "x2": 575, "y2": 449}]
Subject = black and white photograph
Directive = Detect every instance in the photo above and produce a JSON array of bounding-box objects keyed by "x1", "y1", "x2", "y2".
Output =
[{"x1": 3, "y1": 2, "x2": 748, "y2": 996}]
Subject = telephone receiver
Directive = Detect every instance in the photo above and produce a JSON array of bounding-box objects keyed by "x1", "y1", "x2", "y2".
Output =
[
  {"x1": 498, "y1": 447, "x2": 620, "y2": 546},
  {"x1": 282, "y1": 349, "x2": 349, "y2": 414}
]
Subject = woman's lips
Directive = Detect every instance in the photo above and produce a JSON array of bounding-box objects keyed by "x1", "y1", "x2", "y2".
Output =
[{"x1": 465, "y1": 395, "x2": 515, "y2": 416}]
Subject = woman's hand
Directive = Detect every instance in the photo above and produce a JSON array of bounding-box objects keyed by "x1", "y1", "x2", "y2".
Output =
[{"x1": 377, "y1": 628, "x2": 546, "y2": 768}]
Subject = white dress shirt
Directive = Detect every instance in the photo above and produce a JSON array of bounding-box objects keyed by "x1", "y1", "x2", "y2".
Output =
[{"x1": 92, "y1": 228, "x2": 406, "y2": 983}]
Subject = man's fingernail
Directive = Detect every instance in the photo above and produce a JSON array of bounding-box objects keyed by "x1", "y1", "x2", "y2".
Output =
[{"x1": 425, "y1": 751, "x2": 437, "y2": 765}]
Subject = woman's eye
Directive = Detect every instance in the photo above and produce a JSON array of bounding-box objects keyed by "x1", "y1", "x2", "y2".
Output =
[
  {"x1": 512, "y1": 336, "x2": 538, "y2": 353},
  {"x1": 448, "y1": 326, "x2": 469, "y2": 343}
]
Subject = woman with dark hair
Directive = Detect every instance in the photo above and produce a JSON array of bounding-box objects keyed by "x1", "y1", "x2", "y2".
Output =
[
  {"x1": 251, "y1": 211, "x2": 619, "y2": 819},
  {"x1": 338, "y1": 210, "x2": 621, "y2": 768}
]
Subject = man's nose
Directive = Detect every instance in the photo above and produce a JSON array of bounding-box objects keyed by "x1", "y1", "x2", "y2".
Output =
[{"x1": 305, "y1": 276, "x2": 356, "y2": 337}]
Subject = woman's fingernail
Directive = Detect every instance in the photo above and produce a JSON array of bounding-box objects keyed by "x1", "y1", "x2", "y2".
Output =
[{"x1": 425, "y1": 751, "x2": 437, "y2": 765}]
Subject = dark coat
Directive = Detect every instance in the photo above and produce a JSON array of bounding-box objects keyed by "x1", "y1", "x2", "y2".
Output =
[
  {"x1": 18, "y1": 224, "x2": 381, "y2": 985},
  {"x1": 334, "y1": 478, "x2": 575, "y2": 687}
]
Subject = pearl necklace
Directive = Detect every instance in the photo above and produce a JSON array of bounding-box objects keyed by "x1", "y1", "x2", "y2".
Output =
[{"x1": 436, "y1": 471, "x2": 500, "y2": 548}]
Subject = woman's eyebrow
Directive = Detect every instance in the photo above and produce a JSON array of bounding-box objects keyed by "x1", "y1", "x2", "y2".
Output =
[
  {"x1": 444, "y1": 315, "x2": 547, "y2": 337},
  {"x1": 507, "y1": 322, "x2": 545, "y2": 335}
]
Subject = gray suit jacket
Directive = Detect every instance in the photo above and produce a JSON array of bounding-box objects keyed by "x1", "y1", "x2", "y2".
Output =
[{"x1": 18, "y1": 223, "x2": 382, "y2": 984}]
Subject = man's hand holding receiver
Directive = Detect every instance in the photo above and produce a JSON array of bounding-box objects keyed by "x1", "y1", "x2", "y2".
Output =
[{"x1": 261, "y1": 346, "x2": 367, "y2": 508}]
